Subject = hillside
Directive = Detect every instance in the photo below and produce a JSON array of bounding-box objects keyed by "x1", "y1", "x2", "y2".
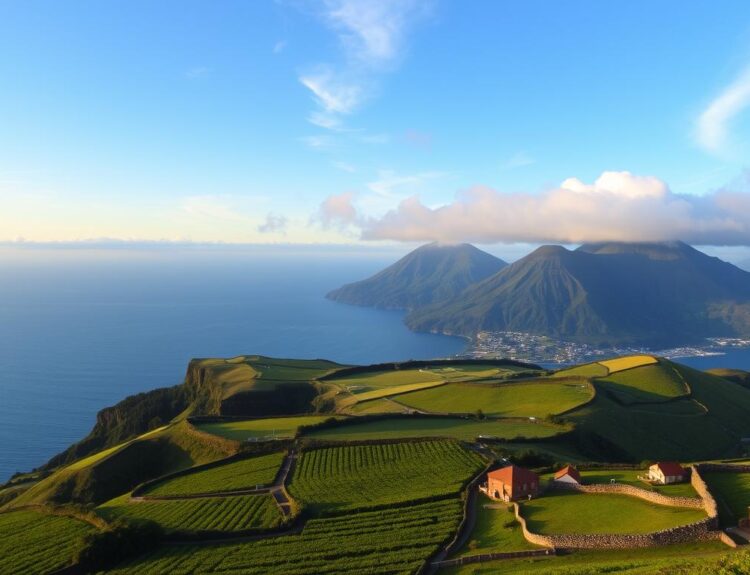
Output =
[
  {"x1": 406, "y1": 241, "x2": 750, "y2": 346},
  {"x1": 326, "y1": 242, "x2": 506, "y2": 310}
]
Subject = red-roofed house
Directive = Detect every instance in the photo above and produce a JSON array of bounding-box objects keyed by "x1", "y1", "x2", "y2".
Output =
[
  {"x1": 553, "y1": 465, "x2": 582, "y2": 485},
  {"x1": 648, "y1": 462, "x2": 686, "y2": 484},
  {"x1": 482, "y1": 465, "x2": 540, "y2": 501}
]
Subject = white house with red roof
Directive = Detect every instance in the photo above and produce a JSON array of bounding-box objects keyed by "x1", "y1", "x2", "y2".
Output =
[
  {"x1": 648, "y1": 462, "x2": 686, "y2": 484},
  {"x1": 553, "y1": 465, "x2": 582, "y2": 485}
]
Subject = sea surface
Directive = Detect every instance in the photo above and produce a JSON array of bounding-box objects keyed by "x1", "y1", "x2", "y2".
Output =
[
  {"x1": 0, "y1": 247, "x2": 464, "y2": 482},
  {"x1": 4, "y1": 247, "x2": 750, "y2": 483}
]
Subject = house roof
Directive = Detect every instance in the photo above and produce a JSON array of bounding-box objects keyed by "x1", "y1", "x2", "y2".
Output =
[
  {"x1": 487, "y1": 464, "x2": 539, "y2": 488},
  {"x1": 651, "y1": 461, "x2": 686, "y2": 476},
  {"x1": 554, "y1": 465, "x2": 582, "y2": 483}
]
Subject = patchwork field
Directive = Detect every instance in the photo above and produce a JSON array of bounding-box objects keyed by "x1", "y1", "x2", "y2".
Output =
[
  {"x1": 98, "y1": 493, "x2": 282, "y2": 533},
  {"x1": 702, "y1": 471, "x2": 750, "y2": 525},
  {"x1": 107, "y1": 498, "x2": 463, "y2": 575},
  {"x1": 396, "y1": 380, "x2": 593, "y2": 417},
  {"x1": 520, "y1": 491, "x2": 706, "y2": 535},
  {"x1": 456, "y1": 502, "x2": 540, "y2": 557},
  {"x1": 599, "y1": 355, "x2": 658, "y2": 373},
  {"x1": 0, "y1": 510, "x2": 96, "y2": 575},
  {"x1": 598, "y1": 362, "x2": 688, "y2": 404},
  {"x1": 144, "y1": 452, "x2": 285, "y2": 496},
  {"x1": 552, "y1": 363, "x2": 609, "y2": 378},
  {"x1": 289, "y1": 440, "x2": 484, "y2": 513},
  {"x1": 568, "y1": 469, "x2": 699, "y2": 498},
  {"x1": 197, "y1": 415, "x2": 337, "y2": 441},
  {"x1": 305, "y1": 416, "x2": 567, "y2": 442}
]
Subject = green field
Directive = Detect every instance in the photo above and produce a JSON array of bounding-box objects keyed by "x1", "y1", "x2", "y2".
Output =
[
  {"x1": 107, "y1": 498, "x2": 463, "y2": 575},
  {"x1": 456, "y1": 502, "x2": 540, "y2": 557},
  {"x1": 542, "y1": 469, "x2": 699, "y2": 498},
  {"x1": 396, "y1": 380, "x2": 593, "y2": 417},
  {"x1": 552, "y1": 362, "x2": 609, "y2": 378},
  {"x1": 702, "y1": 471, "x2": 750, "y2": 524},
  {"x1": 289, "y1": 440, "x2": 484, "y2": 513},
  {"x1": 327, "y1": 368, "x2": 441, "y2": 391},
  {"x1": 144, "y1": 452, "x2": 284, "y2": 496},
  {"x1": 599, "y1": 355, "x2": 658, "y2": 373},
  {"x1": 350, "y1": 380, "x2": 448, "y2": 403},
  {"x1": 66, "y1": 425, "x2": 169, "y2": 472},
  {"x1": 197, "y1": 415, "x2": 337, "y2": 441},
  {"x1": 98, "y1": 493, "x2": 282, "y2": 533},
  {"x1": 0, "y1": 510, "x2": 96, "y2": 575},
  {"x1": 305, "y1": 416, "x2": 566, "y2": 442},
  {"x1": 598, "y1": 362, "x2": 688, "y2": 404},
  {"x1": 520, "y1": 491, "x2": 706, "y2": 535},
  {"x1": 346, "y1": 397, "x2": 408, "y2": 414}
]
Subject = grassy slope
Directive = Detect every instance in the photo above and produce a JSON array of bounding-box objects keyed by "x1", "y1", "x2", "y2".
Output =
[
  {"x1": 456, "y1": 501, "x2": 540, "y2": 557},
  {"x1": 305, "y1": 417, "x2": 567, "y2": 442},
  {"x1": 552, "y1": 362, "x2": 609, "y2": 378},
  {"x1": 575, "y1": 469, "x2": 698, "y2": 498},
  {"x1": 396, "y1": 380, "x2": 593, "y2": 417},
  {"x1": 289, "y1": 440, "x2": 484, "y2": 514},
  {"x1": 520, "y1": 491, "x2": 706, "y2": 535},
  {"x1": 0, "y1": 510, "x2": 97, "y2": 575},
  {"x1": 197, "y1": 415, "x2": 338, "y2": 440},
  {"x1": 598, "y1": 363, "x2": 688, "y2": 404},
  {"x1": 702, "y1": 471, "x2": 750, "y2": 525},
  {"x1": 599, "y1": 355, "x2": 658, "y2": 373}
]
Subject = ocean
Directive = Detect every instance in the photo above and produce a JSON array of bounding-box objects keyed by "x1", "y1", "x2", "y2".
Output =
[{"x1": 3, "y1": 246, "x2": 750, "y2": 483}]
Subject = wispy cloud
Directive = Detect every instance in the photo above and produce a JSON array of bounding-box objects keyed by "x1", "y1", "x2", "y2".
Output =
[
  {"x1": 181, "y1": 195, "x2": 250, "y2": 222},
  {"x1": 317, "y1": 191, "x2": 358, "y2": 228},
  {"x1": 298, "y1": 0, "x2": 429, "y2": 129},
  {"x1": 366, "y1": 169, "x2": 444, "y2": 198},
  {"x1": 273, "y1": 40, "x2": 287, "y2": 54},
  {"x1": 696, "y1": 66, "x2": 750, "y2": 154},
  {"x1": 258, "y1": 213, "x2": 288, "y2": 234},
  {"x1": 325, "y1": 170, "x2": 750, "y2": 246},
  {"x1": 501, "y1": 151, "x2": 535, "y2": 170},
  {"x1": 299, "y1": 134, "x2": 336, "y2": 150}
]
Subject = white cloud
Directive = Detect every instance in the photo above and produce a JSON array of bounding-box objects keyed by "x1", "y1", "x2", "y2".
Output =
[
  {"x1": 335, "y1": 170, "x2": 750, "y2": 246},
  {"x1": 501, "y1": 151, "x2": 535, "y2": 170},
  {"x1": 300, "y1": 70, "x2": 363, "y2": 115},
  {"x1": 318, "y1": 191, "x2": 358, "y2": 228},
  {"x1": 257, "y1": 213, "x2": 288, "y2": 234},
  {"x1": 697, "y1": 67, "x2": 750, "y2": 154},
  {"x1": 181, "y1": 195, "x2": 250, "y2": 222}
]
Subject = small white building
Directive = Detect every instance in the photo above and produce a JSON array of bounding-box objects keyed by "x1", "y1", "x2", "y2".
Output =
[
  {"x1": 553, "y1": 465, "x2": 582, "y2": 485},
  {"x1": 648, "y1": 462, "x2": 686, "y2": 484}
]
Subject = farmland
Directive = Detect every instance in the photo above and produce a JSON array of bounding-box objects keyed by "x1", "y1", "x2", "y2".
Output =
[
  {"x1": 598, "y1": 362, "x2": 688, "y2": 403},
  {"x1": 456, "y1": 502, "x2": 540, "y2": 557},
  {"x1": 396, "y1": 380, "x2": 593, "y2": 417},
  {"x1": 107, "y1": 498, "x2": 463, "y2": 575},
  {"x1": 552, "y1": 362, "x2": 609, "y2": 378},
  {"x1": 197, "y1": 415, "x2": 336, "y2": 441},
  {"x1": 599, "y1": 355, "x2": 658, "y2": 373},
  {"x1": 305, "y1": 416, "x2": 567, "y2": 442},
  {"x1": 568, "y1": 468, "x2": 699, "y2": 498},
  {"x1": 289, "y1": 440, "x2": 483, "y2": 513},
  {"x1": 98, "y1": 493, "x2": 282, "y2": 533},
  {"x1": 144, "y1": 452, "x2": 285, "y2": 496},
  {"x1": 0, "y1": 510, "x2": 96, "y2": 575},
  {"x1": 520, "y1": 491, "x2": 706, "y2": 535},
  {"x1": 702, "y1": 471, "x2": 750, "y2": 524}
]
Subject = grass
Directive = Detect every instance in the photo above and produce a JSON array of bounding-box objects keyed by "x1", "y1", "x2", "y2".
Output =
[
  {"x1": 599, "y1": 355, "x2": 658, "y2": 373},
  {"x1": 327, "y1": 368, "x2": 441, "y2": 391},
  {"x1": 0, "y1": 510, "x2": 96, "y2": 574},
  {"x1": 396, "y1": 380, "x2": 593, "y2": 417},
  {"x1": 289, "y1": 440, "x2": 484, "y2": 514},
  {"x1": 144, "y1": 452, "x2": 285, "y2": 496},
  {"x1": 702, "y1": 471, "x2": 750, "y2": 525},
  {"x1": 598, "y1": 362, "x2": 688, "y2": 404},
  {"x1": 541, "y1": 469, "x2": 698, "y2": 498},
  {"x1": 97, "y1": 493, "x2": 282, "y2": 533},
  {"x1": 107, "y1": 498, "x2": 463, "y2": 575},
  {"x1": 197, "y1": 415, "x2": 337, "y2": 441},
  {"x1": 520, "y1": 490, "x2": 706, "y2": 535},
  {"x1": 456, "y1": 501, "x2": 540, "y2": 557},
  {"x1": 66, "y1": 425, "x2": 169, "y2": 471},
  {"x1": 552, "y1": 363, "x2": 609, "y2": 378},
  {"x1": 349, "y1": 380, "x2": 448, "y2": 403},
  {"x1": 346, "y1": 398, "x2": 408, "y2": 414},
  {"x1": 305, "y1": 416, "x2": 567, "y2": 442},
  {"x1": 442, "y1": 541, "x2": 733, "y2": 574}
]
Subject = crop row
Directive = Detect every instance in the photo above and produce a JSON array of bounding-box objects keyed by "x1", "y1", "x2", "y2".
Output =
[
  {"x1": 289, "y1": 440, "x2": 483, "y2": 513},
  {"x1": 0, "y1": 510, "x2": 96, "y2": 575},
  {"x1": 99, "y1": 493, "x2": 281, "y2": 533},
  {"x1": 109, "y1": 498, "x2": 463, "y2": 574},
  {"x1": 145, "y1": 452, "x2": 284, "y2": 496}
]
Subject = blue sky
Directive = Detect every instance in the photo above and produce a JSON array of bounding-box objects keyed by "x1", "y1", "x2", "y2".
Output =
[{"x1": 3, "y1": 1, "x2": 750, "y2": 246}]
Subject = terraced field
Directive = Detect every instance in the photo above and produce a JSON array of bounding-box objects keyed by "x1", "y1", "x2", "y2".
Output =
[
  {"x1": 197, "y1": 415, "x2": 337, "y2": 441},
  {"x1": 305, "y1": 416, "x2": 567, "y2": 442},
  {"x1": 0, "y1": 510, "x2": 97, "y2": 575},
  {"x1": 396, "y1": 380, "x2": 593, "y2": 417},
  {"x1": 289, "y1": 440, "x2": 484, "y2": 513},
  {"x1": 97, "y1": 493, "x2": 282, "y2": 533},
  {"x1": 107, "y1": 498, "x2": 463, "y2": 575},
  {"x1": 520, "y1": 491, "x2": 706, "y2": 534},
  {"x1": 144, "y1": 452, "x2": 284, "y2": 496}
]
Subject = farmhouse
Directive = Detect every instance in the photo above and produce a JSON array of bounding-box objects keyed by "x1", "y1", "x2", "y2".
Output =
[
  {"x1": 648, "y1": 462, "x2": 686, "y2": 484},
  {"x1": 553, "y1": 465, "x2": 582, "y2": 485},
  {"x1": 481, "y1": 465, "x2": 540, "y2": 501}
]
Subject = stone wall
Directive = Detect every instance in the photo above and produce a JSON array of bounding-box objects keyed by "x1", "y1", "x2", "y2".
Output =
[
  {"x1": 696, "y1": 463, "x2": 750, "y2": 473},
  {"x1": 549, "y1": 480, "x2": 704, "y2": 509}
]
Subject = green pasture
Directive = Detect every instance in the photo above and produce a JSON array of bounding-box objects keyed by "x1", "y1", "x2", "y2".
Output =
[
  {"x1": 0, "y1": 510, "x2": 96, "y2": 575},
  {"x1": 396, "y1": 380, "x2": 593, "y2": 417},
  {"x1": 289, "y1": 440, "x2": 483, "y2": 514},
  {"x1": 520, "y1": 491, "x2": 706, "y2": 535},
  {"x1": 456, "y1": 502, "x2": 540, "y2": 557},
  {"x1": 305, "y1": 416, "x2": 567, "y2": 442},
  {"x1": 98, "y1": 493, "x2": 281, "y2": 533},
  {"x1": 571, "y1": 469, "x2": 698, "y2": 498},
  {"x1": 598, "y1": 363, "x2": 688, "y2": 404},
  {"x1": 346, "y1": 398, "x2": 407, "y2": 414},
  {"x1": 702, "y1": 471, "x2": 750, "y2": 525},
  {"x1": 144, "y1": 452, "x2": 284, "y2": 496},
  {"x1": 552, "y1": 362, "x2": 609, "y2": 378},
  {"x1": 197, "y1": 415, "x2": 337, "y2": 441}
]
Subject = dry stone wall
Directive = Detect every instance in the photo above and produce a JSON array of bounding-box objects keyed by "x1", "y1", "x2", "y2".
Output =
[{"x1": 549, "y1": 480, "x2": 704, "y2": 509}]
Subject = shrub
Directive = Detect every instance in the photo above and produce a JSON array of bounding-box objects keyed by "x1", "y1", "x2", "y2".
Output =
[{"x1": 75, "y1": 520, "x2": 164, "y2": 572}]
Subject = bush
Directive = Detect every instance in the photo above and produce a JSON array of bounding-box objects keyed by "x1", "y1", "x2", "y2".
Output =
[{"x1": 75, "y1": 520, "x2": 164, "y2": 572}]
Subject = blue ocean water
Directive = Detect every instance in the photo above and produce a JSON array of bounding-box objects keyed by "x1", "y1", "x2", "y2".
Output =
[{"x1": 0, "y1": 248, "x2": 464, "y2": 482}]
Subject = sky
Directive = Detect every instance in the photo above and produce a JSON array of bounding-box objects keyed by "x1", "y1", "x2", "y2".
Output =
[{"x1": 3, "y1": 1, "x2": 750, "y2": 250}]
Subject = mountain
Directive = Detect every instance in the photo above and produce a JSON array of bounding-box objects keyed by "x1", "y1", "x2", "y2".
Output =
[
  {"x1": 326, "y1": 242, "x2": 507, "y2": 310},
  {"x1": 406, "y1": 241, "x2": 750, "y2": 346}
]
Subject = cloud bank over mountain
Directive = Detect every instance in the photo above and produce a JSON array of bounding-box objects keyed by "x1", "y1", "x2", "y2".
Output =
[{"x1": 321, "y1": 170, "x2": 750, "y2": 246}]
